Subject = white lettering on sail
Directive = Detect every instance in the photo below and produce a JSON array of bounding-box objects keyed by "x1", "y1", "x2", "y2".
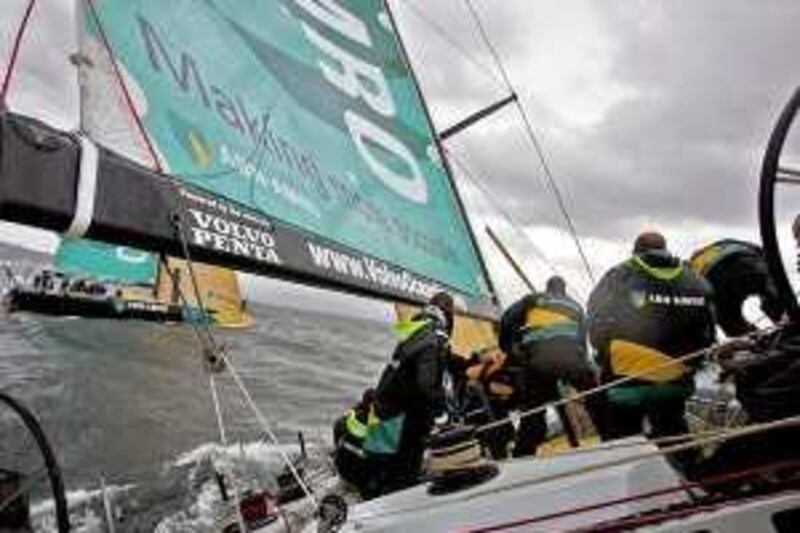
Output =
[
  {"x1": 307, "y1": 241, "x2": 441, "y2": 299},
  {"x1": 293, "y1": 0, "x2": 370, "y2": 46},
  {"x1": 116, "y1": 247, "x2": 150, "y2": 264},
  {"x1": 300, "y1": 23, "x2": 395, "y2": 117},
  {"x1": 345, "y1": 111, "x2": 427, "y2": 204}
]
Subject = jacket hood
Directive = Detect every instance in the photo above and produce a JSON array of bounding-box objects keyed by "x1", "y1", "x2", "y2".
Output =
[{"x1": 636, "y1": 249, "x2": 680, "y2": 268}]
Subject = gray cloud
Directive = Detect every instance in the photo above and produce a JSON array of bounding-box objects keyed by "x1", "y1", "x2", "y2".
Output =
[{"x1": 397, "y1": 0, "x2": 800, "y2": 259}]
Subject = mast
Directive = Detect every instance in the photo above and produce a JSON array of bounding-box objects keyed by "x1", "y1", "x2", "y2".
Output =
[{"x1": 382, "y1": 0, "x2": 500, "y2": 311}]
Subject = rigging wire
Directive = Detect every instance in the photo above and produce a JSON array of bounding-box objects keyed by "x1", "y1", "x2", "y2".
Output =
[
  {"x1": 0, "y1": 0, "x2": 37, "y2": 109},
  {"x1": 84, "y1": 0, "x2": 317, "y2": 514},
  {"x1": 208, "y1": 371, "x2": 248, "y2": 533},
  {"x1": 171, "y1": 215, "x2": 318, "y2": 508},
  {"x1": 445, "y1": 146, "x2": 588, "y2": 301},
  {"x1": 462, "y1": 0, "x2": 596, "y2": 285},
  {"x1": 399, "y1": 0, "x2": 507, "y2": 94}
]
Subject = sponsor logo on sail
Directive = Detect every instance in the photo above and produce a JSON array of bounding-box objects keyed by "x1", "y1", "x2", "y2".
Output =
[{"x1": 180, "y1": 189, "x2": 281, "y2": 265}]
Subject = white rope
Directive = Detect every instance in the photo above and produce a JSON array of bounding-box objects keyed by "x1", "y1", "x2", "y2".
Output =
[
  {"x1": 208, "y1": 373, "x2": 248, "y2": 533},
  {"x1": 476, "y1": 331, "x2": 772, "y2": 434},
  {"x1": 64, "y1": 134, "x2": 99, "y2": 238},
  {"x1": 170, "y1": 214, "x2": 319, "y2": 508},
  {"x1": 217, "y1": 349, "x2": 319, "y2": 507}
]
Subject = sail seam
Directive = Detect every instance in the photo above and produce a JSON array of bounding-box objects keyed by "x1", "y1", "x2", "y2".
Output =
[{"x1": 65, "y1": 134, "x2": 99, "y2": 238}]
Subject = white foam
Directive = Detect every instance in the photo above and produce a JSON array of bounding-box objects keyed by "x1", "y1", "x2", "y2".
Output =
[{"x1": 29, "y1": 484, "x2": 133, "y2": 533}]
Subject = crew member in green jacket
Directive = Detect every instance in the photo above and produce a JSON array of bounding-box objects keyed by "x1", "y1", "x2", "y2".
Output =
[{"x1": 587, "y1": 232, "x2": 715, "y2": 455}]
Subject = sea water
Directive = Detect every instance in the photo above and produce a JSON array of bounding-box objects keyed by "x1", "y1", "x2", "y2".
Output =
[{"x1": 0, "y1": 285, "x2": 392, "y2": 531}]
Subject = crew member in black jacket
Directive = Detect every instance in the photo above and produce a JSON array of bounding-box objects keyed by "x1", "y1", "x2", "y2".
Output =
[
  {"x1": 588, "y1": 232, "x2": 715, "y2": 452},
  {"x1": 500, "y1": 276, "x2": 597, "y2": 456},
  {"x1": 690, "y1": 239, "x2": 785, "y2": 336},
  {"x1": 372, "y1": 291, "x2": 455, "y2": 493}
]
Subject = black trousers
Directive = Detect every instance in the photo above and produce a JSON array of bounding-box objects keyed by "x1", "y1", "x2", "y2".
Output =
[
  {"x1": 602, "y1": 383, "x2": 696, "y2": 471},
  {"x1": 603, "y1": 393, "x2": 689, "y2": 440},
  {"x1": 512, "y1": 341, "x2": 597, "y2": 457}
]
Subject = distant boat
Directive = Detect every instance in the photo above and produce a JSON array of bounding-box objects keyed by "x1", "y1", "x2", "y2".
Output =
[{"x1": 5, "y1": 237, "x2": 252, "y2": 327}]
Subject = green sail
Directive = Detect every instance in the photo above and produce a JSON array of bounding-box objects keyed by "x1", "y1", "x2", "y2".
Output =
[
  {"x1": 80, "y1": 0, "x2": 491, "y2": 302},
  {"x1": 55, "y1": 238, "x2": 158, "y2": 285}
]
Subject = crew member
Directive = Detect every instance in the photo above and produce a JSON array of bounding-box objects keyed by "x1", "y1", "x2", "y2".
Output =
[
  {"x1": 587, "y1": 232, "x2": 715, "y2": 452},
  {"x1": 369, "y1": 292, "x2": 455, "y2": 494},
  {"x1": 500, "y1": 275, "x2": 597, "y2": 457},
  {"x1": 458, "y1": 347, "x2": 518, "y2": 459},
  {"x1": 690, "y1": 239, "x2": 785, "y2": 337}
]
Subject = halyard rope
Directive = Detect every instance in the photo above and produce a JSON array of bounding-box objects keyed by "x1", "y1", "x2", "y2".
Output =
[{"x1": 171, "y1": 215, "x2": 318, "y2": 508}]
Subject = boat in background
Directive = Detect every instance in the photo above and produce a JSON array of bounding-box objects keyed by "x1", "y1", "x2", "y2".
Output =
[{"x1": 5, "y1": 237, "x2": 253, "y2": 327}]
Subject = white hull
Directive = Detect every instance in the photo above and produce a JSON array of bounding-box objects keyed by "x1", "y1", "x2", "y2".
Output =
[
  {"x1": 297, "y1": 436, "x2": 800, "y2": 532},
  {"x1": 330, "y1": 437, "x2": 688, "y2": 532}
]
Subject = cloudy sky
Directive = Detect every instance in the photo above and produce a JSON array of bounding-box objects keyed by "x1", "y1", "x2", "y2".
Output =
[{"x1": 0, "y1": 0, "x2": 798, "y2": 313}]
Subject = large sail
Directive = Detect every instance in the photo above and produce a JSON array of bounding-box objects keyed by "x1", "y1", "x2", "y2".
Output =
[
  {"x1": 55, "y1": 238, "x2": 157, "y2": 285},
  {"x1": 74, "y1": 0, "x2": 496, "y2": 316}
]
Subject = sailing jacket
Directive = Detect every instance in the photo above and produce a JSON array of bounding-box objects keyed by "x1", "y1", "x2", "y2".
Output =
[
  {"x1": 374, "y1": 313, "x2": 450, "y2": 435},
  {"x1": 690, "y1": 239, "x2": 785, "y2": 336},
  {"x1": 499, "y1": 292, "x2": 586, "y2": 356},
  {"x1": 587, "y1": 251, "x2": 715, "y2": 384}
]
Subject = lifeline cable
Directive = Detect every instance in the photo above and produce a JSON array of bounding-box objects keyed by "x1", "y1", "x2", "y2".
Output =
[
  {"x1": 463, "y1": 0, "x2": 596, "y2": 285},
  {"x1": 467, "y1": 457, "x2": 800, "y2": 532},
  {"x1": 474, "y1": 329, "x2": 772, "y2": 435},
  {"x1": 0, "y1": 0, "x2": 37, "y2": 109}
]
